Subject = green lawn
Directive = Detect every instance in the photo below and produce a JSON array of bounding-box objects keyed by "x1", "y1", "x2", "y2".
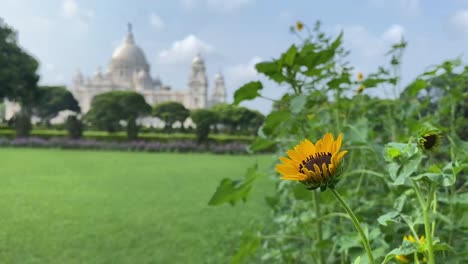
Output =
[{"x1": 0, "y1": 148, "x2": 275, "y2": 264}]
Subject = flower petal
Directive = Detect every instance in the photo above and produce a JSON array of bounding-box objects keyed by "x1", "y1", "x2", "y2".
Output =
[
  {"x1": 322, "y1": 132, "x2": 334, "y2": 152},
  {"x1": 276, "y1": 163, "x2": 298, "y2": 176},
  {"x1": 287, "y1": 150, "x2": 304, "y2": 162},
  {"x1": 333, "y1": 133, "x2": 343, "y2": 153},
  {"x1": 282, "y1": 173, "x2": 307, "y2": 181}
]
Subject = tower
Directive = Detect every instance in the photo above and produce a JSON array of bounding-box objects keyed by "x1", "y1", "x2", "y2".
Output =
[
  {"x1": 187, "y1": 53, "x2": 208, "y2": 109},
  {"x1": 210, "y1": 71, "x2": 226, "y2": 106}
]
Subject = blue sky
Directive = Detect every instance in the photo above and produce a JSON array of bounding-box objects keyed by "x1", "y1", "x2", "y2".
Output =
[{"x1": 1, "y1": 0, "x2": 468, "y2": 113}]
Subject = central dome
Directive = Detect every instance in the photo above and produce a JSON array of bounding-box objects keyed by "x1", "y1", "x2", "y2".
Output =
[{"x1": 109, "y1": 23, "x2": 150, "y2": 75}]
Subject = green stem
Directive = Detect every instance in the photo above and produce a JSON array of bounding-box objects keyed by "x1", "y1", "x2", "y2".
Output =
[
  {"x1": 424, "y1": 184, "x2": 436, "y2": 264},
  {"x1": 412, "y1": 180, "x2": 436, "y2": 264},
  {"x1": 313, "y1": 191, "x2": 326, "y2": 264},
  {"x1": 329, "y1": 188, "x2": 375, "y2": 264}
]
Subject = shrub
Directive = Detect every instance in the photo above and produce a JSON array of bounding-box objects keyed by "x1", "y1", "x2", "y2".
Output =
[{"x1": 65, "y1": 115, "x2": 83, "y2": 139}]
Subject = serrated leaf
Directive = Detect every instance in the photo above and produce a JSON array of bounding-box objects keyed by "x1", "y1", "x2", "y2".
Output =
[
  {"x1": 378, "y1": 211, "x2": 400, "y2": 226},
  {"x1": 382, "y1": 242, "x2": 418, "y2": 264},
  {"x1": 233, "y1": 81, "x2": 263, "y2": 105},
  {"x1": 406, "y1": 79, "x2": 428, "y2": 97},
  {"x1": 282, "y1": 45, "x2": 297, "y2": 66},
  {"x1": 208, "y1": 164, "x2": 264, "y2": 206}
]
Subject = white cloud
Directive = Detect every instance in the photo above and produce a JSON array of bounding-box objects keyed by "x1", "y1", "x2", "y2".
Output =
[
  {"x1": 450, "y1": 9, "x2": 468, "y2": 35},
  {"x1": 157, "y1": 35, "x2": 214, "y2": 64},
  {"x1": 62, "y1": 0, "x2": 78, "y2": 18},
  {"x1": 370, "y1": 0, "x2": 420, "y2": 16},
  {"x1": 337, "y1": 24, "x2": 406, "y2": 59},
  {"x1": 337, "y1": 25, "x2": 385, "y2": 59},
  {"x1": 149, "y1": 13, "x2": 165, "y2": 31},
  {"x1": 61, "y1": 0, "x2": 94, "y2": 30},
  {"x1": 180, "y1": 0, "x2": 253, "y2": 12},
  {"x1": 382, "y1": 24, "x2": 405, "y2": 43},
  {"x1": 226, "y1": 56, "x2": 262, "y2": 85},
  {"x1": 206, "y1": 0, "x2": 252, "y2": 12}
]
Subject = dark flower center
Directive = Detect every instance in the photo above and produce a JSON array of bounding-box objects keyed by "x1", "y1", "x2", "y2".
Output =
[
  {"x1": 299, "y1": 152, "x2": 332, "y2": 174},
  {"x1": 422, "y1": 134, "x2": 437, "y2": 149}
]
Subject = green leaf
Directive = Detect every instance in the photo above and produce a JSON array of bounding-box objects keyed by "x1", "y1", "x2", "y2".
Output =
[
  {"x1": 406, "y1": 79, "x2": 428, "y2": 97},
  {"x1": 361, "y1": 78, "x2": 389, "y2": 88},
  {"x1": 292, "y1": 184, "x2": 312, "y2": 201},
  {"x1": 384, "y1": 143, "x2": 423, "y2": 185},
  {"x1": 327, "y1": 75, "x2": 351, "y2": 89},
  {"x1": 255, "y1": 61, "x2": 278, "y2": 74},
  {"x1": 302, "y1": 67, "x2": 323, "y2": 77},
  {"x1": 208, "y1": 164, "x2": 264, "y2": 206},
  {"x1": 233, "y1": 81, "x2": 263, "y2": 105},
  {"x1": 230, "y1": 226, "x2": 261, "y2": 264},
  {"x1": 249, "y1": 137, "x2": 276, "y2": 152},
  {"x1": 377, "y1": 211, "x2": 400, "y2": 226},
  {"x1": 345, "y1": 118, "x2": 369, "y2": 144},
  {"x1": 289, "y1": 94, "x2": 307, "y2": 114},
  {"x1": 255, "y1": 61, "x2": 287, "y2": 83},
  {"x1": 352, "y1": 256, "x2": 361, "y2": 264},
  {"x1": 382, "y1": 241, "x2": 418, "y2": 264},
  {"x1": 282, "y1": 45, "x2": 298, "y2": 66},
  {"x1": 413, "y1": 161, "x2": 461, "y2": 186},
  {"x1": 262, "y1": 111, "x2": 291, "y2": 135}
]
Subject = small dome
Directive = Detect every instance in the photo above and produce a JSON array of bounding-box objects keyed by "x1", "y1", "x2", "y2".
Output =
[
  {"x1": 109, "y1": 23, "x2": 150, "y2": 73},
  {"x1": 192, "y1": 53, "x2": 204, "y2": 64},
  {"x1": 153, "y1": 76, "x2": 162, "y2": 86},
  {"x1": 94, "y1": 67, "x2": 103, "y2": 79},
  {"x1": 73, "y1": 69, "x2": 84, "y2": 84},
  {"x1": 73, "y1": 69, "x2": 83, "y2": 79},
  {"x1": 214, "y1": 71, "x2": 223, "y2": 80}
]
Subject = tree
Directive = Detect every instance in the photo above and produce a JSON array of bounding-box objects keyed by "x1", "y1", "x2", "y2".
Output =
[
  {"x1": 33, "y1": 86, "x2": 80, "y2": 126},
  {"x1": 190, "y1": 109, "x2": 217, "y2": 143},
  {"x1": 239, "y1": 108, "x2": 265, "y2": 134},
  {"x1": 211, "y1": 103, "x2": 264, "y2": 134},
  {"x1": 85, "y1": 91, "x2": 151, "y2": 139},
  {"x1": 153, "y1": 101, "x2": 190, "y2": 132},
  {"x1": 65, "y1": 115, "x2": 83, "y2": 139},
  {"x1": 0, "y1": 19, "x2": 40, "y2": 136},
  {"x1": 14, "y1": 109, "x2": 32, "y2": 137}
]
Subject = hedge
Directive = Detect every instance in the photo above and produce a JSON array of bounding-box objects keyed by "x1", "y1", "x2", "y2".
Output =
[{"x1": 0, "y1": 128, "x2": 254, "y2": 144}]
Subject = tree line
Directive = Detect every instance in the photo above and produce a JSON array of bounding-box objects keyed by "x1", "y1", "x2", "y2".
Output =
[{"x1": 0, "y1": 19, "x2": 264, "y2": 142}]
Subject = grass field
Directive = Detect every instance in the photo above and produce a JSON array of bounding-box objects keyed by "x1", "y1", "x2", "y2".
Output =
[{"x1": 0, "y1": 148, "x2": 275, "y2": 263}]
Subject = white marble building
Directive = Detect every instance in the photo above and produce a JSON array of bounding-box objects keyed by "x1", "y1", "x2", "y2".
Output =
[
  {"x1": 71, "y1": 23, "x2": 226, "y2": 114},
  {"x1": 4, "y1": 24, "x2": 227, "y2": 125}
]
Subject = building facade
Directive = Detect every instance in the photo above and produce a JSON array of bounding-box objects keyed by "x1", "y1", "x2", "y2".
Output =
[
  {"x1": 71, "y1": 23, "x2": 226, "y2": 114},
  {"x1": 4, "y1": 23, "x2": 227, "y2": 124}
]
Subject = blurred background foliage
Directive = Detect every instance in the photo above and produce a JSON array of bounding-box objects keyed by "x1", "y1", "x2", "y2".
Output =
[{"x1": 210, "y1": 21, "x2": 467, "y2": 264}]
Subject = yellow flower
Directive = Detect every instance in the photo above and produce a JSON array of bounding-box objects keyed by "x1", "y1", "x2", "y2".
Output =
[
  {"x1": 357, "y1": 72, "x2": 364, "y2": 81},
  {"x1": 404, "y1": 235, "x2": 426, "y2": 244},
  {"x1": 418, "y1": 130, "x2": 441, "y2": 151},
  {"x1": 296, "y1": 21, "x2": 304, "y2": 32},
  {"x1": 356, "y1": 85, "x2": 365, "y2": 94},
  {"x1": 276, "y1": 132, "x2": 347, "y2": 190},
  {"x1": 395, "y1": 255, "x2": 410, "y2": 263}
]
